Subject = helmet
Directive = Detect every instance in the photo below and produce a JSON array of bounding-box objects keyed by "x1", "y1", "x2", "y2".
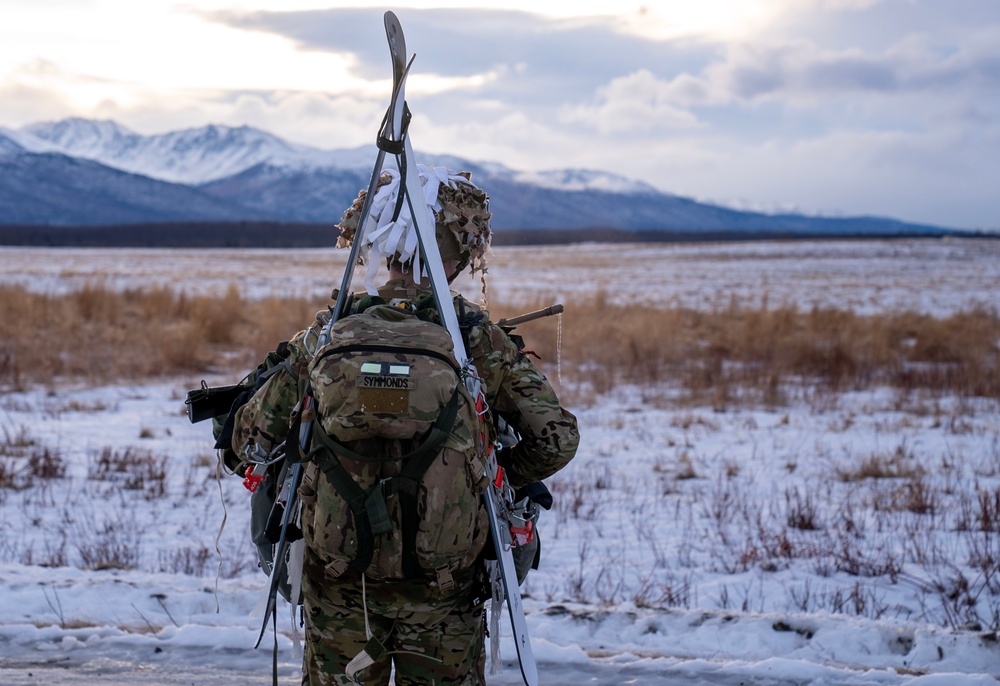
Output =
[{"x1": 336, "y1": 165, "x2": 492, "y2": 287}]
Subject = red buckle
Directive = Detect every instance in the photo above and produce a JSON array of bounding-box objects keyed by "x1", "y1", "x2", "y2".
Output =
[
  {"x1": 492, "y1": 465, "x2": 505, "y2": 489},
  {"x1": 511, "y1": 520, "x2": 534, "y2": 546},
  {"x1": 243, "y1": 472, "x2": 264, "y2": 493}
]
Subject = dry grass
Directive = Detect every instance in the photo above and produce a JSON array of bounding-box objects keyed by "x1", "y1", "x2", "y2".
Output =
[
  {"x1": 0, "y1": 283, "x2": 315, "y2": 387},
  {"x1": 499, "y1": 292, "x2": 999, "y2": 406},
  {"x1": 1, "y1": 284, "x2": 998, "y2": 405}
]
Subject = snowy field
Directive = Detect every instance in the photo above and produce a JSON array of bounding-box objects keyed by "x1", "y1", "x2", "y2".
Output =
[
  {"x1": 2, "y1": 237, "x2": 1000, "y2": 315},
  {"x1": 1, "y1": 239, "x2": 999, "y2": 685}
]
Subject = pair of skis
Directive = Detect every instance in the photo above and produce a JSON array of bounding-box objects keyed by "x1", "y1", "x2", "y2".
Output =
[
  {"x1": 255, "y1": 11, "x2": 537, "y2": 686},
  {"x1": 381, "y1": 14, "x2": 536, "y2": 684}
]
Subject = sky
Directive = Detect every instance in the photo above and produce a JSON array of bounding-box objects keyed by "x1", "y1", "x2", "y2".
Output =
[{"x1": 1, "y1": 0, "x2": 998, "y2": 230}]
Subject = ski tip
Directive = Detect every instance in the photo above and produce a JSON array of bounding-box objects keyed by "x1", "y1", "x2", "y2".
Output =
[
  {"x1": 384, "y1": 11, "x2": 401, "y2": 39},
  {"x1": 384, "y1": 11, "x2": 405, "y2": 62}
]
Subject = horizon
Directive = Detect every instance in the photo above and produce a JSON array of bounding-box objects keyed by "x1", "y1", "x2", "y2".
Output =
[
  {"x1": 1, "y1": 1, "x2": 998, "y2": 230},
  {"x1": 0, "y1": 117, "x2": 984, "y2": 231},
  {"x1": 4, "y1": 115, "x2": 992, "y2": 232}
]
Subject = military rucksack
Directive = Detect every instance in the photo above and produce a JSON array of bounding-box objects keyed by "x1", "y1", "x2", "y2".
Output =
[{"x1": 296, "y1": 303, "x2": 490, "y2": 582}]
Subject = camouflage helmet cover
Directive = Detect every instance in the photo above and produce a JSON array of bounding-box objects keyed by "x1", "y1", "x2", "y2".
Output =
[{"x1": 336, "y1": 165, "x2": 492, "y2": 280}]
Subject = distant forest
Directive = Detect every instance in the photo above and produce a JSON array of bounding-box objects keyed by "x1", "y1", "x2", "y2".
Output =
[{"x1": 0, "y1": 222, "x2": 978, "y2": 248}]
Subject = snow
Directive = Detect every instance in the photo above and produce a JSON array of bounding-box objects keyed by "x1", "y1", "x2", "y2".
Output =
[
  {"x1": 2, "y1": 238, "x2": 999, "y2": 317},
  {"x1": 511, "y1": 168, "x2": 661, "y2": 194},
  {"x1": 12, "y1": 118, "x2": 342, "y2": 184},
  {"x1": 1, "y1": 241, "x2": 999, "y2": 684},
  {"x1": 11, "y1": 117, "x2": 667, "y2": 194},
  {"x1": 0, "y1": 132, "x2": 24, "y2": 159}
]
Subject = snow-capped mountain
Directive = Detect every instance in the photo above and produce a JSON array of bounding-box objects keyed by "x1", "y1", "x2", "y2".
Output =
[
  {"x1": 13, "y1": 118, "x2": 346, "y2": 184},
  {"x1": 0, "y1": 132, "x2": 24, "y2": 159},
  {"x1": 11, "y1": 118, "x2": 655, "y2": 193},
  {"x1": 0, "y1": 117, "x2": 960, "y2": 237},
  {"x1": 513, "y1": 168, "x2": 660, "y2": 195},
  {"x1": 17, "y1": 118, "x2": 139, "y2": 159},
  {"x1": 0, "y1": 147, "x2": 267, "y2": 226}
]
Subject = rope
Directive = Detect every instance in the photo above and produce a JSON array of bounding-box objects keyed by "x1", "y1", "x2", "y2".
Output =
[
  {"x1": 556, "y1": 311, "x2": 563, "y2": 387},
  {"x1": 213, "y1": 451, "x2": 228, "y2": 613}
]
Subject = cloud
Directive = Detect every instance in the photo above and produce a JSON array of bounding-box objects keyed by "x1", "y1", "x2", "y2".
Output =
[
  {"x1": 710, "y1": 42, "x2": 898, "y2": 101},
  {"x1": 820, "y1": 0, "x2": 885, "y2": 10},
  {"x1": 0, "y1": 81, "x2": 75, "y2": 127},
  {"x1": 559, "y1": 70, "x2": 703, "y2": 133},
  {"x1": 648, "y1": 123, "x2": 1000, "y2": 228},
  {"x1": 203, "y1": 7, "x2": 708, "y2": 102},
  {"x1": 713, "y1": 32, "x2": 1000, "y2": 103},
  {"x1": 0, "y1": 59, "x2": 116, "y2": 126},
  {"x1": 622, "y1": 23, "x2": 999, "y2": 143},
  {"x1": 201, "y1": 5, "x2": 729, "y2": 161},
  {"x1": 98, "y1": 89, "x2": 391, "y2": 150},
  {"x1": 0, "y1": 58, "x2": 387, "y2": 149},
  {"x1": 190, "y1": 4, "x2": 1000, "y2": 229},
  {"x1": 4, "y1": 1, "x2": 998, "y2": 229},
  {"x1": 207, "y1": 5, "x2": 1000, "y2": 133},
  {"x1": 207, "y1": 8, "x2": 538, "y2": 79}
]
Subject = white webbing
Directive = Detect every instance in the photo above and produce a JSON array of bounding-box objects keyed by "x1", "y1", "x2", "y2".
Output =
[
  {"x1": 287, "y1": 537, "x2": 305, "y2": 657},
  {"x1": 489, "y1": 560, "x2": 504, "y2": 675},
  {"x1": 250, "y1": 563, "x2": 275, "y2": 620},
  {"x1": 358, "y1": 164, "x2": 479, "y2": 295},
  {"x1": 213, "y1": 451, "x2": 228, "y2": 614},
  {"x1": 343, "y1": 574, "x2": 381, "y2": 683}
]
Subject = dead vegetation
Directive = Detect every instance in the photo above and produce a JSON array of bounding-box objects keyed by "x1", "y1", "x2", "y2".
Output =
[
  {"x1": 0, "y1": 283, "x2": 316, "y2": 387},
  {"x1": 1, "y1": 284, "x2": 997, "y2": 406},
  {"x1": 1, "y1": 279, "x2": 998, "y2": 628},
  {"x1": 544, "y1": 293, "x2": 1000, "y2": 406}
]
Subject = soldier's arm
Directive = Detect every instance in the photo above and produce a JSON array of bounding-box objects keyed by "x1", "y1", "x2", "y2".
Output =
[
  {"x1": 231, "y1": 330, "x2": 314, "y2": 469},
  {"x1": 231, "y1": 367, "x2": 300, "y2": 465},
  {"x1": 471, "y1": 322, "x2": 580, "y2": 487}
]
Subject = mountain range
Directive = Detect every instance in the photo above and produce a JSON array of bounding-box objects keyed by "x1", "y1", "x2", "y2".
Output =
[{"x1": 0, "y1": 117, "x2": 961, "y2": 240}]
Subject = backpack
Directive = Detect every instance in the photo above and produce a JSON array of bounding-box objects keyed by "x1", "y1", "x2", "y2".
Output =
[
  {"x1": 297, "y1": 303, "x2": 490, "y2": 582},
  {"x1": 189, "y1": 301, "x2": 544, "y2": 595}
]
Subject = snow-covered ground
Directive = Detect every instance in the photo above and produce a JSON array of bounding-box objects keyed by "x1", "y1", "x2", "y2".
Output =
[
  {"x1": 2, "y1": 237, "x2": 999, "y2": 315},
  {"x1": 1, "y1": 240, "x2": 999, "y2": 684}
]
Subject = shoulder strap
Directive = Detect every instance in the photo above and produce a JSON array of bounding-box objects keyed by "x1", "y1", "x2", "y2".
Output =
[{"x1": 310, "y1": 389, "x2": 461, "y2": 577}]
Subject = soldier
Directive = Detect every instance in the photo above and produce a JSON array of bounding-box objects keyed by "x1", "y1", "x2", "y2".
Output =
[{"x1": 232, "y1": 166, "x2": 579, "y2": 685}]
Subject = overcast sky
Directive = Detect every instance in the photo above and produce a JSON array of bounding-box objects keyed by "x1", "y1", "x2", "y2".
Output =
[{"x1": 1, "y1": 0, "x2": 998, "y2": 230}]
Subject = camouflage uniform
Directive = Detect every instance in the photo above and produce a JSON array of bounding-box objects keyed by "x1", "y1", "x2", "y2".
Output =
[
  {"x1": 233, "y1": 279, "x2": 579, "y2": 685},
  {"x1": 302, "y1": 553, "x2": 486, "y2": 685}
]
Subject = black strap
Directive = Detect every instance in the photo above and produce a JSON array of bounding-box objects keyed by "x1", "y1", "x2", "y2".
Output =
[
  {"x1": 284, "y1": 403, "x2": 307, "y2": 464},
  {"x1": 386, "y1": 390, "x2": 461, "y2": 578},
  {"x1": 311, "y1": 389, "x2": 461, "y2": 576},
  {"x1": 376, "y1": 103, "x2": 410, "y2": 154},
  {"x1": 311, "y1": 438, "x2": 376, "y2": 574}
]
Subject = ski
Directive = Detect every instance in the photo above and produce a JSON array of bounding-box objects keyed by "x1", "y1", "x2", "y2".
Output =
[
  {"x1": 381, "y1": 11, "x2": 538, "y2": 686},
  {"x1": 333, "y1": 11, "x2": 412, "y2": 321},
  {"x1": 483, "y1": 461, "x2": 539, "y2": 685},
  {"x1": 252, "y1": 12, "x2": 415, "y2": 652},
  {"x1": 254, "y1": 11, "x2": 539, "y2": 684}
]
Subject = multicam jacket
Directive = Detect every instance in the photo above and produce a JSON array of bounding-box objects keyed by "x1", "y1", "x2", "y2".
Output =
[{"x1": 232, "y1": 278, "x2": 579, "y2": 492}]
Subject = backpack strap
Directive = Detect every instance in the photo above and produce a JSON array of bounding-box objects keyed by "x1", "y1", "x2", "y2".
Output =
[
  {"x1": 310, "y1": 389, "x2": 461, "y2": 577},
  {"x1": 383, "y1": 389, "x2": 460, "y2": 578},
  {"x1": 310, "y1": 437, "x2": 377, "y2": 574}
]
